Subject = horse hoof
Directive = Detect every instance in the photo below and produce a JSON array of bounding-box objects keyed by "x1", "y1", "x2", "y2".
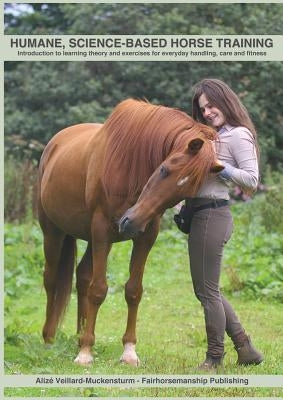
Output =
[
  {"x1": 120, "y1": 354, "x2": 140, "y2": 367},
  {"x1": 74, "y1": 352, "x2": 93, "y2": 365}
]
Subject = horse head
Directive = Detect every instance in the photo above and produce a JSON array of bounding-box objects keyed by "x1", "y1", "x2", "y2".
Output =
[{"x1": 119, "y1": 135, "x2": 223, "y2": 239}]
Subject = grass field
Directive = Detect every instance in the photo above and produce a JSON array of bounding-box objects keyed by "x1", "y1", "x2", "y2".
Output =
[{"x1": 4, "y1": 200, "x2": 283, "y2": 397}]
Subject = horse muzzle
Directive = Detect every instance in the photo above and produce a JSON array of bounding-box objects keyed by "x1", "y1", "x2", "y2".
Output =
[{"x1": 118, "y1": 216, "x2": 141, "y2": 239}]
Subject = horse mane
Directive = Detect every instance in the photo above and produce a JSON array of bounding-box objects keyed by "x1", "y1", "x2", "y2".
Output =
[{"x1": 100, "y1": 99, "x2": 217, "y2": 199}]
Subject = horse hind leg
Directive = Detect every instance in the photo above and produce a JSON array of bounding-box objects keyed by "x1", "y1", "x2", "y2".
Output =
[
  {"x1": 75, "y1": 236, "x2": 112, "y2": 365},
  {"x1": 40, "y1": 216, "x2": 76, "y2": 343},
  {"x1": 76, "y1": 242, "x2": 92, "y2": 334}
]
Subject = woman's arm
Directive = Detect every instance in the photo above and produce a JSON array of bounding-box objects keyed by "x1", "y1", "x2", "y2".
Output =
[{"x1": 219, "y1": 128, "x2": 259, "y2": 191}]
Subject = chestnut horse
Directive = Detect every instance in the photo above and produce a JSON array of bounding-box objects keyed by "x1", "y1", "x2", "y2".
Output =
[{"x1": 38, "y1": 99, "x2": 222, "y2": 366}]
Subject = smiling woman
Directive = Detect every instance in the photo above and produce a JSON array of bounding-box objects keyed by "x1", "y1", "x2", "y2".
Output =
[
  {"x1": 198, "y1": 94, "x2": 225, "y2": 129},
  {"x1": 187, "y1": 78, "x2": 263, "y2": 371}
]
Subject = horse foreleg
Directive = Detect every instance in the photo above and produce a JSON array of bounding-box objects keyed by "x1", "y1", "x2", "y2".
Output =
[
  {"x1": 76, "y1": 243, "x2": 92, "y2": 334},
  {"x1": 74, "y1": 239, "x2": 111, "y2": 365},
  {"x1": 121, "y1": 219, "x2": 159, "y2": 366}
]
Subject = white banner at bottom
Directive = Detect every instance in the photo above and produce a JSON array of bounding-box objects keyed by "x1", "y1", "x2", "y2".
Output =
[{"x1": 3, "y1": 374, "x2": 283, "y2": 388}]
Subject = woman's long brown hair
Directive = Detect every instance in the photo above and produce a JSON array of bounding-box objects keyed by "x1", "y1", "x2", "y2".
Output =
[{"x1": 192, "y1": 78, "x2": 260, "y2": 160}]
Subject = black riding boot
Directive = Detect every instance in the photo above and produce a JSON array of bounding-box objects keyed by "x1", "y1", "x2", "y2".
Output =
[
  {"x1": 233, "y1": 333, "x2": 264, "y2": 365},
  {"x1": 197, "y1": 352, "x2": 225, "y2": 371}
]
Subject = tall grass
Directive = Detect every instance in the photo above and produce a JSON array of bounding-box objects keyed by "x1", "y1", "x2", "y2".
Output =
[{"x1": 4, "y1": 155, "x2": 38, "y2": 222}]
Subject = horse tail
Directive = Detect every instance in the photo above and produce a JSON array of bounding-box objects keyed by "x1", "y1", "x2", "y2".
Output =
[{"x1": 53, "y1": 235, "x2": 76, "y2": 327}]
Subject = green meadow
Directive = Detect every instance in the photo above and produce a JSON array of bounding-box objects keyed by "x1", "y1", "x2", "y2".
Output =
[{"x1": 4, "y1": 194, "x2": 283, "y2": 397}]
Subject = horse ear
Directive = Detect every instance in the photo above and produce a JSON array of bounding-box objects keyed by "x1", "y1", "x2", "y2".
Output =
[{"x1": 187, "y1": 138, "x2": 204, "y2": 154}]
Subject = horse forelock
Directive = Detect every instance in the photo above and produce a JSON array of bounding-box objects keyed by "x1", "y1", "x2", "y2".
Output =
[
  {"x1": 167, "y1": 123, "x2": 217, "y2": 196},
  {"x1": 101, "y1": 99, "x2": 216, "y2": 199},
  {"x1": 179, "y1": 139, "x2": 216, "y2": 196}
]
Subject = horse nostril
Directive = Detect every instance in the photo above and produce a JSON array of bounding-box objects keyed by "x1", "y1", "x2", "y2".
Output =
[
  {"x1": 119, "y1": 215, "x2": 141, "y2": 238},
  {"x1": 119, "y1": 217, "x2": 131, "y2": 233}
]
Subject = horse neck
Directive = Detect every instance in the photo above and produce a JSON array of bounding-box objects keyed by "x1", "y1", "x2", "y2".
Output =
[{"x1": 101, "y1": 129, "x2": 175, "y2": 202}]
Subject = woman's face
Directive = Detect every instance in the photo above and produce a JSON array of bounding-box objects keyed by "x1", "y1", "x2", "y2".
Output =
[{"x1": 198, "y1": 93, "x2": 226, "y2": 129}]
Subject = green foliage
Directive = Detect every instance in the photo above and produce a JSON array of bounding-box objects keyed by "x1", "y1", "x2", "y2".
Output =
[
  {"x1": 5, "y1": 3, "x2": 283, "y2": 35},
  {"x1": 4, "y1": 223, "x2": 43, "y2": 302},
  {"x1": 223, "y1": 194, "x2": 283, "y2": 302},
  {"x1": 257, "y1": 174, "x2": 283, "y2": 233},
  {"x1": 4, "y1": 3, "x2": 283, "y2": 170},
  {"x1": 4, "y1": 155, "x2": 38, "y2": 222},
  {"x1": 160, "y1": 207, "x2": 180, "y2": 230},
  {"x1": 162, "y1": 192, "x2": 283, "y2": 302}
]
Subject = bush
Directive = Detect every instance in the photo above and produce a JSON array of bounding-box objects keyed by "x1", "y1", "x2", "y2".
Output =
[
  {"x1": 4, "y1": 155, "x2": 38, "y2": 222},
  {"x1": 4, "y1": 223, "x2": 44, "y2": 304},
  {"x1": 258, "y1": 174, "x2": 283, "y2": 233},
  {"x1": 222, "y1": 191, "x2": 283, "y2": 302}
]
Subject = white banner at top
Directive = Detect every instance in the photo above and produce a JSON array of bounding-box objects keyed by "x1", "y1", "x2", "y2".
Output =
[{"x1": 1, "y1": 35, "x2": 283, "y2": 61}]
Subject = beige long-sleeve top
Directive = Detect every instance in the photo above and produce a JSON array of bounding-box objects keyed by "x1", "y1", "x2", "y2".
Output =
[{"x1": 196, "y1": 124, "x2": 259, "y2": 200}]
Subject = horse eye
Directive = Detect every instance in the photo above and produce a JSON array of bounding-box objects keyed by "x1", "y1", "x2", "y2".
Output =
[{"x1": 160, "y1": 165, "x2": 169, "y2": 178}]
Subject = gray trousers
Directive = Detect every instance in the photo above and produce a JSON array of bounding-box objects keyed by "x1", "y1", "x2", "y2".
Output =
[{"x1": 188, "y1": 198, "x2": 245, "y2": 358}]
